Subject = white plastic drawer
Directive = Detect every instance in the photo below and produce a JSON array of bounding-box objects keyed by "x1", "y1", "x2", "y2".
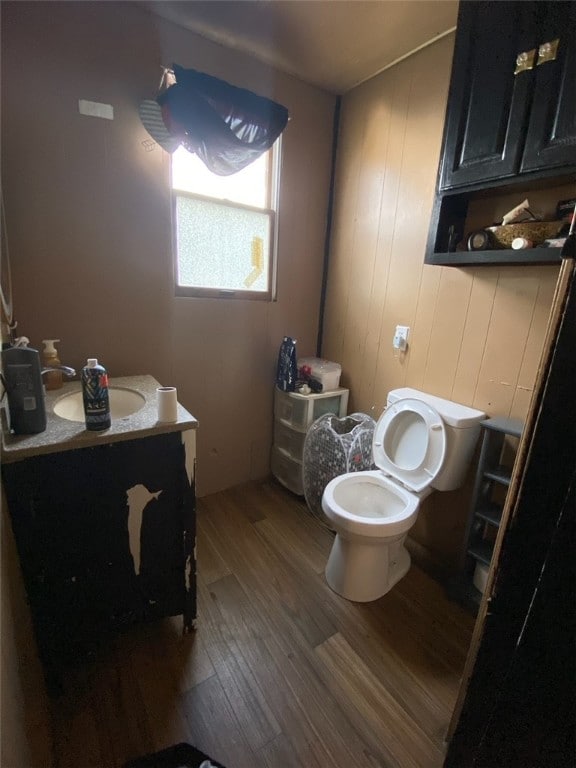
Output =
[
  {"x1": 271, "y1": 446, "x2": 304, "y2": 496},
  {"x1": 273, "y1": 419, "x2": 307, "y2": 462},
  {"x1": 273, "y1": 387, "x2": 349, "y2": 430}
]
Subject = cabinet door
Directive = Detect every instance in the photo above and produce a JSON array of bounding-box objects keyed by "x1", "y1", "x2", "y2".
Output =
[
  {"x1": 2, "y1": 432, "x2": 196, "y2": 679},
  {"x1": 521, "y1": 2, "x2": 576, "y2": 173},
  {"x1": 440, "y1": 2, "x2": 537, "y2": 190}
]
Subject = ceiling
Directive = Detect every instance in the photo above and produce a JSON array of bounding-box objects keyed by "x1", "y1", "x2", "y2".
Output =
[{"x1": 145, "y1": 1, "x2": 458, "y2": 94}]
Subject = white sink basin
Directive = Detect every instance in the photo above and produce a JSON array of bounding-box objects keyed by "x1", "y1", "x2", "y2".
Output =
[{"x1": 54, "y1": 388, "x2": 146, "y2": 422}]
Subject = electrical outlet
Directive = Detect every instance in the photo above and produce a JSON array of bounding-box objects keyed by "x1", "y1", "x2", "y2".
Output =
[{"x1": 393, "y1": 325, "x2": 410, "y2": 351}]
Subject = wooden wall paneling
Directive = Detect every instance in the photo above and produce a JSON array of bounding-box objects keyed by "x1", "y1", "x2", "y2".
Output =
[
  {"x1": 450, "y1": 268, "x2": 500, "y2": 405},
  {"x1": 370, "y1": 60, "x2": 417, "y2": 412},
  {"x1": 421, "y1": 268, "x2": 474, "y2": 399},
  {"x1": 405, "y1": 266, "x2": 443, "y2": 393},
  {"x1": 322, "y1": 88, "x2": 369, "y2": 364},
  {"x1": 353, "y1": 89, "x2": 394, "y2": 408},
  {"x1": 339, "y1": 76, "x2": 392, "y2": 401},
  {"x1": 356, "y1": 69, "x2": 407, "y2": 410},
  {"x1": 473, "y1": 269, "x2": 542, "y2": 416},
  {"x1": 509, "y1": 267, "x2": 560, "y2": 420},
  {"x1": 371, "y1": 38, "x2": 455, "y2": 412}
]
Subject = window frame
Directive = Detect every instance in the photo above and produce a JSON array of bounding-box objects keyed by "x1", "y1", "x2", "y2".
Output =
[{"x1": 171, "y1": 138, "x2": 281, "y2": 302}]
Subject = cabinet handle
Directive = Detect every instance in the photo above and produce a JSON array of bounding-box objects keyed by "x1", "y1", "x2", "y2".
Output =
[
  {"x1": 537, "y1": 39, "x2": 560, "y2": 66},
  {"x1": 514, "y1": 49, "x2": 536, "y2": 75}
]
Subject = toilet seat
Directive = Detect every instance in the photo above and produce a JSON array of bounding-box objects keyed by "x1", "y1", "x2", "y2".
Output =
[
  {"x1": 373, "y1": 398, "x2": 447, "y2": 492},
  {"x1": 322, "y1": 470, "x2": 420, "y2": 538}
]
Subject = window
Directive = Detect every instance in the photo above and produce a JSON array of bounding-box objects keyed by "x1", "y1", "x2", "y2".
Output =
[{"x1": 171, "y1": 140, "x2": 280, "y2": 300}]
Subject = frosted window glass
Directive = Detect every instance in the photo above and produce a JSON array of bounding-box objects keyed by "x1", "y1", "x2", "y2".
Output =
[{"x1": 175, "y1": 195, "x2": 271, "y2": 292}]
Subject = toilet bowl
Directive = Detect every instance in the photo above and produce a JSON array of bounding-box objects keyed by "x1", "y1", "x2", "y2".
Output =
[{"x1": 322, "y1": 388, "x2": 486, "y2": 602}]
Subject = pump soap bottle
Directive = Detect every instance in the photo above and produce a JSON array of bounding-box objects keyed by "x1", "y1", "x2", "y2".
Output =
[{"x1": 42, "y1": 339, "x2": 63, "y2": 390}]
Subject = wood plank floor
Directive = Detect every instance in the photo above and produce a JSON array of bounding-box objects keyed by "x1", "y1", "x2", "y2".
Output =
[{"x1": 49, "y1": 479, "x2": 474, "y2": 768}]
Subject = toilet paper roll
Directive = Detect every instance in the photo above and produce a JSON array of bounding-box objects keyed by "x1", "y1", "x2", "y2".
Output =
[{"x1": 157, "y1": 386, "x2": 178, "y2": 422}]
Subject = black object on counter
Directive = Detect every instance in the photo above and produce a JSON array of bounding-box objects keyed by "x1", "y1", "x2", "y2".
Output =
[
  {"x1": 276, "y1": 336, "x2": 298, "y2": 392},
  {"x1": 1, "y1": 344, "x2": 46, "y2": 434}
]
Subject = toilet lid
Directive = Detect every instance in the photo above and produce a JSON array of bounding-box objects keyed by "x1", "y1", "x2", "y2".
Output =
[{"x1": 373, "y1": 398, "x2": 447, "y2": 492}]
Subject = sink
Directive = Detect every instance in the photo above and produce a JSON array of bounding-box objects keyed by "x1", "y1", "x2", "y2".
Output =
[{"x1": 54, "y1": 388, "x2": 146, "y2": 422}]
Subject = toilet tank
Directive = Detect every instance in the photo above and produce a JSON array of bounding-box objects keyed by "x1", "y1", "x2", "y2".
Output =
[{"x1": 387, "y1": 387, "x2": 486, "y2": 491}]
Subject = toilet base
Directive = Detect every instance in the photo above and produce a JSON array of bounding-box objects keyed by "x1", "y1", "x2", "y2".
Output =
[{"x1": 325, "y1": 532, "x2": 411, "y2": 602}]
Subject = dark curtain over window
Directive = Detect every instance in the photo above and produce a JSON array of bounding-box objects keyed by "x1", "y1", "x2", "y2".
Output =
[{"x1": 153, "y1": 64, "x2": 289, "y2": 176}]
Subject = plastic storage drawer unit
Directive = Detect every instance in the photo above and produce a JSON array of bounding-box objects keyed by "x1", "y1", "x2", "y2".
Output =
[
  {"x1": 273, "y1": 387, "x2": 349, "y2": 431},
  {"x1": 273, "y1": 419, "x2": 307, "y2": 462},
  {"x1": 271, "y1": 446, "x2": 304, "y2": 496}
]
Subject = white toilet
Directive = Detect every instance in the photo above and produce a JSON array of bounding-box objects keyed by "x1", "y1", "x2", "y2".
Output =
[{"x1": 322, "y1": 387, "x2": 485, "y2": 602}]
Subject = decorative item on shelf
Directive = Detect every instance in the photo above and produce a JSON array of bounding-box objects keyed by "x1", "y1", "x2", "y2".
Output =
[
  {"x1": 556, "y1": 197, "x2": 576, "y2": 223},
  {"x1": 511, "y1": 237, "x2": 533, "y2": 250},
  {"x1": 467, "y1": 229, "x2": 495, "y2": 251},
  {"x1": 501, "y1": 198, "x2": 540, "y2": 226},
  {"x1": 486, "y1": 221, "x2": 563, "y2": 249}
]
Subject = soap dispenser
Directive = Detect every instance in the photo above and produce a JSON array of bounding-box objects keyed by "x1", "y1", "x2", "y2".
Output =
[{"x1": 42, "y1": 339, "x2": 63, "y2": 390}]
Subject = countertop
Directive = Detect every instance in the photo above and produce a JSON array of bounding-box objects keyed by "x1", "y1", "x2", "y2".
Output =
[{"x1": 1, "y1": 375, "x2": 198, "y2": 463}]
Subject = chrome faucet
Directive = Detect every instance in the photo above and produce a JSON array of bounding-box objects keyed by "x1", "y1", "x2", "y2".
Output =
[{"x1": 41, "y1": 365, "x2": 76, "y2": 378}]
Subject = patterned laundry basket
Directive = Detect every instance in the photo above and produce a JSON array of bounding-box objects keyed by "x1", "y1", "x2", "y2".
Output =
[{"x1": 302, "y1": 412, "x2": 376, "y2": 528}]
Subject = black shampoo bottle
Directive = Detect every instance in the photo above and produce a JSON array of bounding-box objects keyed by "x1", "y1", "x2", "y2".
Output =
[{"x1": 2, "y1": 342, "x2": 46, "y2": 434}]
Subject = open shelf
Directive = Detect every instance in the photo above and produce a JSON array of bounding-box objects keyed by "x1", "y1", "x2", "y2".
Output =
[
  {"x1": 484, "y1": 466, "x2": 513, "y2": 486},
  {"x1": 475, "y1": 502, "x2": 503, "y2": 528},
  {"x1": 425, "y1": 172, "x2": 574, "y2": 267},
  {"x1": 467, "y1": 540, "x2": 494, "y2": 567},
  {"x1": 426, "y1": 246, "x2": 562, "y2": 267}
]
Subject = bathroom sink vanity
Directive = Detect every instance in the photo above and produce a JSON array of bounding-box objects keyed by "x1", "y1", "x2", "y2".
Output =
[{"x1": 1, "y1": 375, "x2": 198, "y2": 693}]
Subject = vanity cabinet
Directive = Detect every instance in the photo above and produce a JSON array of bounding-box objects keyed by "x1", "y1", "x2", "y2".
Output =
[
  {"x1": 426, "y1": 0, "x2": 576, "y2": 266},
  {"x1": 2, "y1": 430, "x2": 196, "y2": 692}
]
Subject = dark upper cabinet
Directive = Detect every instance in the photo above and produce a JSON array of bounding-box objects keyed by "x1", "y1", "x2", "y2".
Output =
[
  {"x1": 440, "y1": 1, "x2": 576, "y2": 191},
  {"x1": 426, "y1": 0, "x2": 576, "y2": 267},
  {"x1": 521, "y1": 2, "x2": 576, "y2": 173}
]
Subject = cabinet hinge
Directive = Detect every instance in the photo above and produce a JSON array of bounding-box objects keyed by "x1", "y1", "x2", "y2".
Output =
[
  {"x1": 514, "y1": 49, "x2": 536, "y2": 75},
  {"x1": 537, "y1": 39, "x2": 560, "y2": 66}
]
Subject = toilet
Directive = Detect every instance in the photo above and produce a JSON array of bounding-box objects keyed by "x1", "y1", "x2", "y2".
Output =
[{"x1": 322, "y1": 387, "x2": 485, "y2": 602}]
